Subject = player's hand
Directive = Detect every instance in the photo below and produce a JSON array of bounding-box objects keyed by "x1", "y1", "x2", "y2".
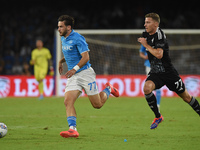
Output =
[
  {"x1": 58, "y1": 63, "x2": 63, "y2": 75},
  {"x1": 65, "y1": 69, "x2": 76, "y2": 78},
  {"x1": 30, "y1": 60, "x2": 35, "y2": 65},
  {"x1": 138, "y1": 37, "x2": 148, "y2": 47}
]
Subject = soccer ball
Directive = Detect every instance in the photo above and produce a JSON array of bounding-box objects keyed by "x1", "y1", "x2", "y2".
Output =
[{"x1": 0, "y1": 123, "x2": 7, "y2": 138}]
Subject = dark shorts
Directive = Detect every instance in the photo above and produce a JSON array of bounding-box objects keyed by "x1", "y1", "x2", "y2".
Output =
[{"x1": 146, "y1": 70, "x2": 185, "y2": 94}]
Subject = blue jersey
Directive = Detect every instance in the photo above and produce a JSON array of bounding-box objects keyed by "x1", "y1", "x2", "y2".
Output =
[
  {"x1": 61, "y1": 30, "x2": 91, "y2": 73},
  {"x1": 139, "y1": 45, "x2": 150, "y2": 67}
]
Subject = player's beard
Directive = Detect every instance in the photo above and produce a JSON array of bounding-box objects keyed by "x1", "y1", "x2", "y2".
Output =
[{"x1": 60, "y1": 30, "x2": 68, "y2": 37}]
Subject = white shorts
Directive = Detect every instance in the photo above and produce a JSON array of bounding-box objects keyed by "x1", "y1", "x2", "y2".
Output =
[{"x1": 65, "y1": 67, "x2": 99, "y2": 95}]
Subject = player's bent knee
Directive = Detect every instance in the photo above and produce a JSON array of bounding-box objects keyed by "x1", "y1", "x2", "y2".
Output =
[
  {"x1": 143, "y1": 87, "x2": 151, "y2": 95},
  {"x1": 64, "y1": 98, "x2": 74, "y2": 107},
  {"x1": 143, "y1": 85, "x2": 152, "y2": 95},
  {"x1": 143, "y1": 81, "x2": 155, "y2": 94},
  {"x1": 88, "y1": 95, "x2": 103, "y2": 109},
  {"x1": 90, "y1": 101, "x2": 103, "y2": 109},
  {"x1": 92, "y1": 104, "x2": 102, "y2": 109},
  {"x1": 64, "y1": 98, "x2": 68, "y2": 107}
]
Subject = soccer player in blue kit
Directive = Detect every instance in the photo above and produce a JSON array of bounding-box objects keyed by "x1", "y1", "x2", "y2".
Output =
[
  {"x1": 139, "y1": 45, "x2": 161, "y2": 110},
  {"x1": 57, "y1": 15, "x2": 119, "y2": 138}
]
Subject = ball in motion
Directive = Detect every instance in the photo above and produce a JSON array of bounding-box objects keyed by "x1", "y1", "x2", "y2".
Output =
[{"x1": 0, "y1": 123, "x2": 7, "y2": 138}]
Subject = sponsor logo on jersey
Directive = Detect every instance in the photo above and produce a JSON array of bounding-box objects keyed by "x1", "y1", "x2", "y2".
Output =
[{"x1": 62, "y1": 45, "x2": 73, "y2": 51}]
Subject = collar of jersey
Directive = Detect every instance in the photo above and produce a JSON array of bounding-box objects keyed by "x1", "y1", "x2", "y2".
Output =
[{"x1": 156, "y1": 27, "x2": 159, "y2": 33}]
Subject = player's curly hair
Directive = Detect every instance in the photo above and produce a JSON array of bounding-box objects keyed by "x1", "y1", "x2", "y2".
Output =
[
  {"x1": 58, "y1": 15, "x2": 75, "y2": 29},
  {"x1": 145, "y1": 13, "x2": 160, "y2": 24}
]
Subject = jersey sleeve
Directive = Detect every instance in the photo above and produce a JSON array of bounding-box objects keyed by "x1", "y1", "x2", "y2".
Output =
[
  {"x1": 139, "y1": 45, "x2": 146, "y2": 53},
  {"x1": 155, "y1": 40, "x2": 166, "y2": 49},
  {"x1": 76, "y1": 36, "x2": 89, "y2": 54},
  {"x1": 155, "y1": 30, "x2": 167, "y2": 49}
]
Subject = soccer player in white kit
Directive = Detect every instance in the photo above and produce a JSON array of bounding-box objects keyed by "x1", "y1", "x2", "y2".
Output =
[{"x1": 57, "y1": 15, "x2": 119, "y2": 138}]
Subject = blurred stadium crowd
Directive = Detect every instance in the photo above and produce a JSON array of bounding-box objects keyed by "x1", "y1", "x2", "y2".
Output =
[{"x1": 0, "y1": 1, "x2": 199, "y2": 75}]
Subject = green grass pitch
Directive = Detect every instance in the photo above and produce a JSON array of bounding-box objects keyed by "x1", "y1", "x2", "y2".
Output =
[{"x1": 0, "y1": 97, "x2": 200, "y2": 150}]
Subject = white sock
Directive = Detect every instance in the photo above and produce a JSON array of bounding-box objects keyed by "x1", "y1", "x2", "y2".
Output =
[{"x1": 69, "y1": 126, "x2": 77, "y2": 131}]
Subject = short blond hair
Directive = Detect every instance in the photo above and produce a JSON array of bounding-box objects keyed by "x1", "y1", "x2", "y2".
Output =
[{"x1": 145, "y1": 13, "x2": 160, "y2": 24}]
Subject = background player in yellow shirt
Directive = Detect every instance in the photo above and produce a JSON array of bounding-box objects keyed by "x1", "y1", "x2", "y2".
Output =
[{"x1": 30, "y1": 40, "x2": 52, "y2": 99}]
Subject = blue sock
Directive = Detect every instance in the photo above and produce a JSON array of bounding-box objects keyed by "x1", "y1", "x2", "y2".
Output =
[
  {"x1": 156, "y1": 89, "x2": 161, "y2": 106},
  {"x1": 103, "y1": 87, "x2": 111, "y2": 99},
  {"x1": 67, "y1": 116, "x2": 77, "y2": 127}
]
